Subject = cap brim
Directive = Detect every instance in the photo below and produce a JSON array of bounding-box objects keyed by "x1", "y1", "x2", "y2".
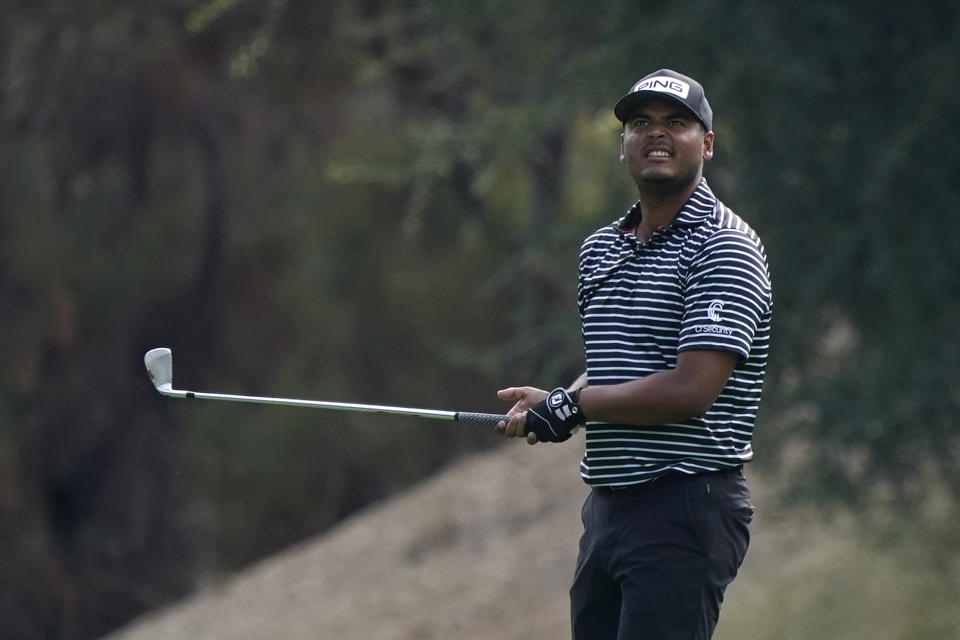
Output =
[{"x1": 614, "y1": 91, "x2": 707, "y2": 129}]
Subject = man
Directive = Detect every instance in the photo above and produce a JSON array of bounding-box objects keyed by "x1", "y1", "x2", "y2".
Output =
[{"x1": 496, "y1": 69, "x2": 772, "y2": 639}]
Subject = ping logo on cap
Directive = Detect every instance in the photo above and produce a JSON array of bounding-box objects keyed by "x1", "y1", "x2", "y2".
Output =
[{"x1": 632, "y1": 76, "x2": 690, "y2": 99}]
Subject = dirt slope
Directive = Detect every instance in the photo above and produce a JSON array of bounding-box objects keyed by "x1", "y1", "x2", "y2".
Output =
[
  {"x1": 107, "y1": 433, "x2": 960, "y2": 639},
  {"x1": 104, "y1": 439, "x2": 590, "y2": 640}
]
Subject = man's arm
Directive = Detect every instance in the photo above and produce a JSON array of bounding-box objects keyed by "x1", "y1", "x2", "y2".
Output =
[
  {"x1": 577, "y1": 350, "x2": 737, "y2": 426},
  {"x1": 497, "y1": 350, "x2": 737, "y2": 443}
]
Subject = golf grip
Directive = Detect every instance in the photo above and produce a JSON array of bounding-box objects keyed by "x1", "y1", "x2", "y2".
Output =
[{"x1": 455, "y1": 412, "x2": 511, "y2": 426}]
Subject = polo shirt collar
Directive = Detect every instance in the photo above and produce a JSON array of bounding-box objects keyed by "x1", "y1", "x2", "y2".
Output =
[{"x1": 616, "y1": 179, "x2": 717, "y2": 234}]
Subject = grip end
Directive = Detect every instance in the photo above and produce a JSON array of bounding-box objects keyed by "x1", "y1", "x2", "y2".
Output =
[{"x1": 455, "y1": 411, "x2": 511, "y2": 426}]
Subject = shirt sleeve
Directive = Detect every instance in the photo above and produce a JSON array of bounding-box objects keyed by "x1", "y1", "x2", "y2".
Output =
[{"x1": 679, "y1": 228, "x2": 772, "y2": 360}]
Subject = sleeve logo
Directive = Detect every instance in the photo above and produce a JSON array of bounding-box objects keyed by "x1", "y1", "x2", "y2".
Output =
[{"x1": 708, "y1": 300, "x2": 724, "y2": 322}]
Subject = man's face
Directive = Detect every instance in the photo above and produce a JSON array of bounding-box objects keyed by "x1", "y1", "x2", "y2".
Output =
[{"x1": 619, "y1": 98, "x2": 714, "y2": 190}]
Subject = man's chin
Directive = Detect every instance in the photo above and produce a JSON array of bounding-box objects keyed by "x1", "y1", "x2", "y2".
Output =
[
  {"x1": 636, "y1": 171, "x2": 677, "y2": 186},
  {"x1": 634, "y1": 168, "x2": 700, "y2": 191}
]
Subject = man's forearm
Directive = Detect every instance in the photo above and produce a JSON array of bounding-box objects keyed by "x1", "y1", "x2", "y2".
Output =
[
  {"x1": 575, "y1": 351, "x2": 738, "y2": 427},
  {"x1": 578, "y1": 369, "x2": 706, "y2": 426}
]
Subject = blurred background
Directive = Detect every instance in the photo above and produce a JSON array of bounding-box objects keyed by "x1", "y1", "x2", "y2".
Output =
[{"x1": 1, "y1": 0, "x2": 958, "y2": 638}]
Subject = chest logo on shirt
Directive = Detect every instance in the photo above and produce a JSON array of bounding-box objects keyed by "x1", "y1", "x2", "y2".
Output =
[{"x1": 708, "y1": 300, "x2": 724, "y2": 322}]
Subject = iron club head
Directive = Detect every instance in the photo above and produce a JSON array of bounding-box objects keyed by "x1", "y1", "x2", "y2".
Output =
[{"x1": 144, "y1": 347, "x2": 174, "y2": 393}]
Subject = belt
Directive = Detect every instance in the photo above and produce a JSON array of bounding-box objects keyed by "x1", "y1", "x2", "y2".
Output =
[{"x1": 594, "y1": 465, "x2": 743, "y2": 494}]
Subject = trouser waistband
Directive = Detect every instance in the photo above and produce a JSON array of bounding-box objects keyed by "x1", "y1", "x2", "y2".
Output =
[{"x1": 594, "y1": 465, "x2": 744, "y2": 494}]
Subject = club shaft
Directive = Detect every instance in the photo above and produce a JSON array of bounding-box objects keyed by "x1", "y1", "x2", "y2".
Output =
[{"x1": 157, "y1": 386, "x2": 509, "y2": 425}]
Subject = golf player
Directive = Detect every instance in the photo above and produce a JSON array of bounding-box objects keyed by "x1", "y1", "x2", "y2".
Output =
[{"x1": 496, "y1": 69, "x2": 772, "y2": 639}]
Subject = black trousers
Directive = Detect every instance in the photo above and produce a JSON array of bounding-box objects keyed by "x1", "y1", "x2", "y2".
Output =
[{"x1": 570, "y1": 469, "x2": 753, "y2": 640}]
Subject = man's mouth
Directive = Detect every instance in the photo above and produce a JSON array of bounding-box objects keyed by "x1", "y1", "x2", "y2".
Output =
[{"x1": 645, "y1": 149, "x2": 672, "y2": 158}]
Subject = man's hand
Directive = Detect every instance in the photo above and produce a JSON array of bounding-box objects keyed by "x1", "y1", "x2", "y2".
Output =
[
  {"x1": 496, "y1": 386, "x2": 549, "y2": 445},
  {"x1": 496, "y1": 386, "x2": 585, "y2": 444},
  {"x1": 525, "y1": 388, "x2": 585, "y2": 443}
]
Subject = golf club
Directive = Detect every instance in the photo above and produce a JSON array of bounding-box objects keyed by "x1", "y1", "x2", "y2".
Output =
[{"x1": 144, "y1": 347, "x2": 511, "y2": 426}]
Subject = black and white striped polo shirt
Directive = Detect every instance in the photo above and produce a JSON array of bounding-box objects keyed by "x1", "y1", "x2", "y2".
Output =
[{"x1": 577, "y1": 180, "x2": 772, "y2": 487}]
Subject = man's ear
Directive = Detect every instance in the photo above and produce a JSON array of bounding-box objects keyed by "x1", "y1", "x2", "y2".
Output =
[
  {"x1": 619, "y1": 132, "x2": 626, "y2": 163},
  {"x1": 703, "y1": 131, "x2": 715, "y2": 160}
]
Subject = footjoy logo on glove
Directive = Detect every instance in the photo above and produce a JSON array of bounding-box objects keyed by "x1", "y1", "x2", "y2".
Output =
[{"x1": 549, "y1": 390, "x2": 579, "y2": 421}]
